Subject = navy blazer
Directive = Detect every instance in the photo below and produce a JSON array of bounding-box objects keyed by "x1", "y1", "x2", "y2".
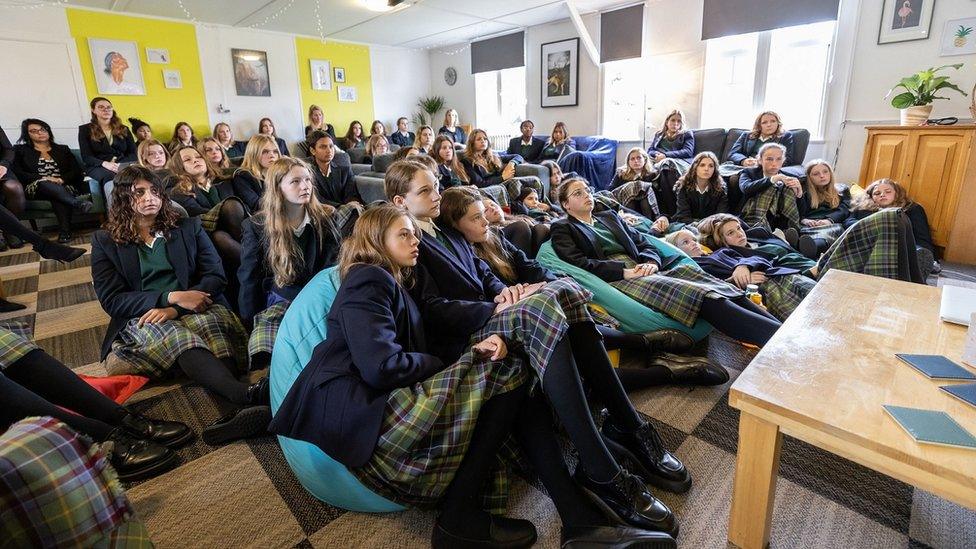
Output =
[
  {"x1": 692, "y1": 248, "x2": 803, "y2": 281},
  {"x1": 304, "y1": 124, "x2": 336, "y2": 141},
  {"x1": 271, "y1": 136, "x2": 289, "y2": 156},
  {"x1": 737, "y1": 166, "x2": 805, "y2": 204},
  {"x1": 506, "y1": 137, "x2": 545, "y2": 163},
  {"x1": 390, "y1": 131, "x2": 415, "y2": 147},
  {"x1": 226, "y1": 141, "x2": 247, "y2": 159},
  {"x1": 269, "y1": 264, "x2": 445, "y2": 468},
  {"x1": 497, "y1": 232, "x2": 559, "y2": 285},
  {"x1": 12, "y1": 143, "x2": 85, "y2": 190},
  {"x1": 673, "y1": 183, "x2": 729, "y2": 223},
  {"x1": 728, "y1": 131, "x2": 795, "y2": 166},
  {"x1": 459, "y1": 158, "x2": 505, "y2": 188},
  {"x1": 437, "y1": 164, "x2": 466, "y2": 190},
  {"x1": 438, "y1": 126, "x2": 466, "y2": 144},
  {"x1": 798, "y1": 185, "x2": 851, "y2": 223},
  {"x1": 77, "y1": 123, "x2": 137, "y2": 168},
  {"x1": 169, "y1": 177, "x2": 239, "y2": 217},
  {"x1": 231, "y1": 170, "x2": 263, "y2": 212},
  {"x1": 550, "y1": 210, "x2": 667, "y2": 282},
  {"x1": 237, "y1": 213, "x2": 340, "y2": 323},
  {"x1": 312, "y1": 161, "x2": 360, "y2": 206},
  {"x1": 91, "y1": 217, "x2": 228, "y2": 360},
  {"x1": 648, "y1": 131, "x2": 695, "y2": 161}
]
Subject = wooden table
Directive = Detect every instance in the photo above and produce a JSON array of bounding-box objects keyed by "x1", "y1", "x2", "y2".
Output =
[{"x1": 727, "y1": 270, "x2": 976, "y2": 548}]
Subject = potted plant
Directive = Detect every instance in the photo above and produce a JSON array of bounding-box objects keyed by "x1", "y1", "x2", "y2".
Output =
[
  {"x1": 886, "y1": 63, "x2": 967, "y2": 126},
  {"x1": 412, "y1": 95, "x2": 445, "y2": 127}
]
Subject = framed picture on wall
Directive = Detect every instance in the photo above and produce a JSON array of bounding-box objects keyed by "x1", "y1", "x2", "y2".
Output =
[
  {"x1": 163, "y1": 70, "x2": 182, "y2": 89},
  {"x1": 541, "y1": 38, "x2": 579, "y2": 108},
  {"x1": 878, "y1": 0, "x2": 935, "y2": 44},
  {"x1": 338, "y1": 86, "x2": 357, "y2": 102},
  {"x1": 310, "y1": 59, "x2": 332, "y2": 91},
  {"x1": 146, "y1": 48, "x2": 169, "y2": 64},
  {"x1": 88, "y1": 38, "x2": 145, "y2": 96},
  {"x1": 231, "y1": 48, "x2": 271, "y2": 97},
  {"x1": 334, "y1": 67, "x2": 345, "y2": 83},
  {"x1": 940, "y1": 17, "x2": 976, "y2": 56}
]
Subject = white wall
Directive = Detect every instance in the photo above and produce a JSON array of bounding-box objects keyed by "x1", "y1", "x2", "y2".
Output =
[
  {"x1": 370, "y1": 46, "x2": 431, "y2": 130},
  {"x1": 429, "y1": 44, "x2": 475, "y2": 128}
]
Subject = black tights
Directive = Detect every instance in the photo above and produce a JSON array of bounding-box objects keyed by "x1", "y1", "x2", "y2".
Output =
[
  {"x1": 1, "y1": 179, "x2": 25, "y2": 216},
  {"x1": 698, "y1": 296, "x2": 781, "y2": 346},
  {"x1": 0, "y1": 201, "x2": 60, "y2": 250},
  {"x1": 35, "y1": 180, "x2": 85, "y2": 232},
  {"x1": 502, "y1": 220, "x2": 532, "y2": 257},
  {"x1": 0, "y1": 349, "x2": 127, "y2": 440},
  {"x1": 176, "y1": 348, "x2": 249, "y2": 404}
]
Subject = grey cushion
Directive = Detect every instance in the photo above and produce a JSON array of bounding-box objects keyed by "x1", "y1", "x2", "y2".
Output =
[
  {"x1": 354, "y1": 174, "x2": 387, "y2": 204},
  {"x1": 347, "y1": 147, "x2": 368, "y2": 164},
  {"x1": 350, "y1": 164, "x2": 372, "y2": 176},
  {"x1": 788, "y1": 128, "x2": 810, "y2": 164},
  {"x1": 332, "y1": 151, "x2": 352, "y2": 168},
  {"x1": 691, "y1": 128, "x2": 728, "y2": 158},
  {"x1": 721, "y1": 128, "x2": 747, "y2": 163},
  {"x1": 515, "y1": 163, "x2": 551, "y2": 199},
  {"x1": 372, "y1": 152, "x2": 398, "y2": 174}
]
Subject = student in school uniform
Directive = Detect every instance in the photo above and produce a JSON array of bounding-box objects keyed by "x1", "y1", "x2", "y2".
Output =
[
  {"x1": 382, "y1": 162, "x2": 684, "y2": 539},
  {"x1": 167, "y1": 122, "x2": 198, "y2": 154},
  {"x1": 304, "y1": 104, "x2": 336, "y2": 140},
  {"x1": 461, "y1": 129, "x2": 544, "y2": 201},
  {"x1": 412, "y1": 125, "x2": 435, "y2": 154},
  {"x1": 794, "y1": 160, "x2": 851, "y2": 258},
  {"x1": 389, "y1": 117, "x2": 415, "y2": 147},
  {"x1": 129, "y1": 117, "x2": 153, "y2": 144},
  {"x1": 307, "y1": 130, "x2": 363, "y2": 208},
  {"x1": 551, "y1": 177, "x2": 782, "y2": 347},
  {"x1": 103, "y1": 137, "x2": 169, "y2": 212},
  {"x1": 92, "y1": 165, "x2": 270, "y2": 445},
  {"x1": 362, "y1": 133, "x2": 389, "y2": 165},
  {"x1": 506, "y1": 120, "x2": 546, "y2": 163},
  {"x1": 514, "y1": 186, "x2": 556, "y2": 224},
  {"x1": 672, "y1": 152, "x2": 729, "y2": 225},
  {"x1": 481, "y1": 197, "x2": 544, "y2": 258},
  {"x1": 608, "y1": 147, "x2": 672, "y2": 222},
  {"x1": 341, "y1": 120, "x2": 366, "y2": 151},
  {"x1": 369, "y1": 120, "x2": 386, "y2": 137},
  {"x1": 738, "y1": 142, "x2": 803, "y2": 231},
  {"x1": 213, "y1": 122, "x2": 246, "y2": 158},
  {"x1": 78, "y1": 97, "x2": 137, "y2": 185},
  {"x1": 232, "y1": 135, "x2": 280, "y2": 213},
  {"x1": 648, "y1": 109, "x2": 695, "y2": 164},
  {"x1": 0, "y1": 127, "x2": 26, "y2": 248},
  {"x1": 238, "y1": 157, "x2": 341, "y2": 370},
  {"x1": 258, "y1": 118, "x2": 289, "y2": 156},
  {"x1": 539, "y1": 122, "x2": 575, "y2": 162},
  {"x1": 437, "y1": 108, "x2": 466, "y2": 145},
  {"x1": 727, "y1": 111, "x2": 795, "y2": 168},
  {"x1": 271, "y1": 204, "x2": 676, "y2": 548},
  {"x1": 199, "y1": 137, "x2": 231, "y2": 170},
  {"x1": 431, "y1": 134, "x2": 469, "y2": 190}
]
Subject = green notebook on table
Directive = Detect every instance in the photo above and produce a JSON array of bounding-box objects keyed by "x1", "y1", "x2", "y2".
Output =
[{"x1": 883, "y1": 405, "x2": 976, "y2": 450}]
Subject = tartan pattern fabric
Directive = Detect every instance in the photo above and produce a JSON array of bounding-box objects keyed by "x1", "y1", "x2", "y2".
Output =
[
  {"x1": 502, "y1": 176, "x2": 544, "y2": 205},
  {"x1": 0, "y1": 324, "x2": 39, "y2": 371},
  {"x1": 587, "y1": 303, "x2": 621, "y2": 329},
  {"x1": 198, "y1": 196, "x2": 247, "y2": 233},
  {"x1": 740, "y1": 185, "x2": 800, "y2": 232},
  {"x1": 800, "y1": 222, "x2": 844, "y2": 244},
  {"x1": 351, "y1": 278, "x2": 593, "y2": 512},
  {"x1": 332, "y1": 203, "x2": 360, "y2": 236},
  {"x1": 609, "y1": 256, "x2": 743, "y2": 327},
  {"x1": 0, "y1": 417, "x2": 150, "y2": 549},
  {"x1": 653, "y1": 157, "x2": 691, "y2": 177},
  {"x1": 760, "y1": 274, "x2": 816, "y2": 321},
  {"x1": 109, "y1": 304, "x2": 248, "y2": 378},
  {"x1": 817, "y1": 208, "x2": 901, "y2": 281},
  {"x1": 608, "y1": 180, "x2": 654, "y2": 210},
  {"x1": 248, "y1": 302, "x2": 289, "y2": 359},
  {"x1": 478, "y1": 185, "x2": 511, "y2": 208}
]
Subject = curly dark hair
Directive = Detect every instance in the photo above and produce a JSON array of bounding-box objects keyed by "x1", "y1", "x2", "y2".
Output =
[{"x1": 104, "y1": 165, "x2": 181, "y2": 244}]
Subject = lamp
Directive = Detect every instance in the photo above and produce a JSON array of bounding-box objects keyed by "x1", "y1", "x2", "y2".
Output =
[{"x1": 363, "y1": 0, "x2": 405, "y2": 12}]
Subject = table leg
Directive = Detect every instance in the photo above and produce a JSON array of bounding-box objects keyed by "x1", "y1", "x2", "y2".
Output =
[{"x1": 728, "y1": 411, "x2": 783, "y2": 549}]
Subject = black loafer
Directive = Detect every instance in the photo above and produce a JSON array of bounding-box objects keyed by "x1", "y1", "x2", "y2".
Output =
[
  {"x1": 106, "y1": 429, "x2": 179, "y2": 482},
  {"x1": 35, "y1": 240, "x2": 86, "y2": 263},
  {"x1": 798, "y1": 235, "x2": 819, "y2": 259},
  {"x1": 432, "y1": 514, "x2": 537, "y2": 549},
  {"x1": 202, "y1": 405, "x2": 271, "y2": 446},
  {"x1": 783, "y1": 227, "x2": 799, "y2": 249},
  {"x1": 601, "y1": 421, "x2": 691, "y2": 495},
  {"x1": 246, "y1": 377, "x2": 270, "y2": 406},
  {"x1": 0, "y1": 297, "x2": 27, "y2": 313},
  {"x1": 561, "y1": 525, "x2": 676, "y2": 548},
  {"x1": 574, "y1": 468, "x2": 678, "y2": 537},
  {"x1": 647, "y1": 353, "x2": 729, "y2": 386},
  {"x1": 120, "y1": 411, "x2": 194, "y2": 448},
  {"x1": 640, "y1": 330, "x2": 695, "y2": 353}
]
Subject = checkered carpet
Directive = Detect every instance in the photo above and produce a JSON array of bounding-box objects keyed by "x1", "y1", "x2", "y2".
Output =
[{"x1": 4, "y1": 234, "x2": 974, "y2": 548}]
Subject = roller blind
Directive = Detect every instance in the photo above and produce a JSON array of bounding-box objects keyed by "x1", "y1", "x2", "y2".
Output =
[
  {"x1": 701, "y1": 0, "x2": 840, "y2": 40},
  {"x1": 471, "y1": 31, "x2": 525, "y2": 74},
  {"x1": 600, "y1": 3, "x2": 644, "y2": 63}
]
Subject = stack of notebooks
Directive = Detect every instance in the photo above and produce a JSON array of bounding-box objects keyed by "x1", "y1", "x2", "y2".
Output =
[{"x1": 888, "y1": 354, "x2": 976, "y2": 450}]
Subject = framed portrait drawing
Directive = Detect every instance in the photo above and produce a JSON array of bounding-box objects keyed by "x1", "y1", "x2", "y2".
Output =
[
  {"x1": 163, "y1": 70, "x2": 182, "y2": 89},
  {"x1": 541, "y1": 38, "x2": 579, "y2": 108},
  {"x1": 89, "y1": 38, "x2": 145, "y2": 96},
  {"x1": 310, "y1": 59, "x2": 332, "y2": 91},
  {"x1": 878, "y1": 0, "x2": 935, "y2": 44},
  {"x1": 232, "y1": 49, "x2": 271, "y2": 97}
]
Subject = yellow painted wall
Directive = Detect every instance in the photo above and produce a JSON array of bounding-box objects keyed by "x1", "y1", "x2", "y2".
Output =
[
  {"x1": 294, "y1": 37, "x2": 374, "y2": 139},
  {"x1": 66, "y1": 8, "x2": 211, "y2": 142}
]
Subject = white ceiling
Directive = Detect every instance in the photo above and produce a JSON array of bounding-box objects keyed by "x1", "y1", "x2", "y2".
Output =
[{"x1": 57, "y1": 0, "x2": 634, "y2": 49}]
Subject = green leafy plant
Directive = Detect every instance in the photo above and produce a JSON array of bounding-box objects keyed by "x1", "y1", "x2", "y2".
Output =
[
  {"x1": 413, "y1": 95, "x2": 445, "y2": 126},
  {"x1": 886, "y1": 63, "x2": 968, "y2": 108}
]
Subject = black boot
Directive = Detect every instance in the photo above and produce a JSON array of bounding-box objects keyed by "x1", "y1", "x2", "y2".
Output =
[
  {"x1": 201, "y1": 405, "x2": 271, "y2": 446},
  {"x1": 601, "y1": 420, "x2": 691, "y2": 494},
  {"x1": 783, "y1": 227, "x2": 799, "y2": 249},
  {"x1": 245, "y1": 376, "x2": 270, "y2": 406},
  {"x1": 640, "y1": 330, "x2": 695, "y2": 353},
  {"x1": 120, "y1": 410, "x2": 194, "y2": 448},
  {"x1": 0, "y1": 297, "x2": 27, "y2": 313},
  {"x1": 432, "y1": 513, "x2": 537, "y2": 549},
  {"x1": 105, "y1": 429, "x2": 179, "y2": 482},
  {"x1": 574, "y1": 468, "x2": 678, "y2": 537},
  {"x1": 34, "y1": 239, "x2": 86, "y2": 263},
  {"x1": 798, "y1": 235, "x2": 819, "y2": 259},
  {"x1": 57, "y1": 230, "x2": 72, "y2": 244},
  {"x1": 560, "y1": 525, "x2": 676, "y2": 548},
  {"x1": 646, "y1": 353, "x2": 729, "y2": 386}
]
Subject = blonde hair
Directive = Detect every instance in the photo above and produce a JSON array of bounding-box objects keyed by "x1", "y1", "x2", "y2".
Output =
[
  {"x1": 549, "y1": 122, "x2": 569, "y2": 144},
  {"x1": 260, "y1": 157, "x2": 339, "y2": 288},
  {"x1": 366, "y1": 134, "x2": 389, "y2": 156},
  {"x1": 443, "y1": 109, "x2": 458, "y2": 127},
  {"x1": 749, "y1": 111, "x2": 784, "y2": 139},
  {"x1": 307, "y1": 105, "x2": 324, "y2": 128},
  {"x1": 432, "y1": 134, "x2": 469, "y2": 183},
  {"x1": 462, "y1": 129, "x2": 502, "y2": 172},
  {"x1": 239, "y1": 134, "x2": 278, "y2": 179},
  {"x1": 803, "y1": 159, "x2": 840, "y2": 210},
  {"x1": 438, "y1": 187, "x2": 515, "y2": 282},
  {"x1": 212, "y1": 122, "x2": 233, "y2": 147},
  {"x1": 167, "y1": 145, "x2": 223, "y2": 196},
  {"x1": 198, "y1": 137, "x2": 229, "y2": 169},
  {"x1": 412, "y1": 125, "x2": 433, "y2": 149},
  {"x1": 696, "y1": 213, "x2": 741, "y2": 250},
  {"x1": 618, "y1": 147, "x2": 654, "y2": 181},
  {"x1": 338, "y1": 204, "x2": 419, "y2": 286},
  {"x1": 137, "y1": 139, "x2": 168, "y2": 168}
]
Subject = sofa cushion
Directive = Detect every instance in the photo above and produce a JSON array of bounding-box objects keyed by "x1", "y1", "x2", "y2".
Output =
[
  {"x1": 721, "y1": 128, "x2": 747, "y2": 163},
  {"x1": 372, "y1": 152, "x2": 398, "y2": 174},
  {"x1": 691, "y1": 128, "x2": 728, "y2": 158},
  {"x1": 789, "y1": 128, "x2": 810, "y2": 164},
  {"x1": 346, "y1": 147, "x2": 367, "y2": 164}
]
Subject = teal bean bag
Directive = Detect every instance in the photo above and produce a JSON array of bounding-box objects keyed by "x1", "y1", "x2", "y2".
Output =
[
  {"x1": 536, "y1": 236, "x2": 712, "y2": 341},
  {"x1": 269, "y1": 266, "x2": 406, "y2": 513}
]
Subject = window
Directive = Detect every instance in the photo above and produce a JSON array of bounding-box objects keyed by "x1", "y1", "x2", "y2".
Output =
[
  {"x1": 602, "y1": 57, "x2": 646, "y2": 142},
  {"x1": 700, "y1": 20, "x2": 835, "y2": 137},
  {"x1": 474, "y1": 66, "x2": 526, "y2": 140}
]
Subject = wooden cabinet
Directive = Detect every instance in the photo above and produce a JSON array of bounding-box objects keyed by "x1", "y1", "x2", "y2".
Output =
[{"x1": 858, "y1": 125, "x2": 976, "y2": 264}]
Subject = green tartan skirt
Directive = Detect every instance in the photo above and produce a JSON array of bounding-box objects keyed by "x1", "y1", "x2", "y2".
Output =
[
  {"x1": 800, "y1": 222, "x2": 844, "y2": 243},
  {"x1": 198, "y1": 197, "x2": 246, "y2": 233},
  {"x1": 248, "y1": 301, "x2": 289, "y2": 359},
  {"x1": 816, "y1": 208, "x2": 902, "y2": 281},
  {"x1": 109, "y1": 304, "x2": 248, "y2": 378},
  {"x1": 740, "y1": 185, "x2": 800, "y2": 231},
  {"x1": 760, "y1": 274, "x2": 816, "y2": 321},
  {"x1": 0, "y1": 324, "x2": 39, "y2": 371},
  {"x1": 351, "y1": 277, "x2": 593, "y2": 511},
  {"x1": 608, "y1": 256, "x2": 742, "y2": 327}
]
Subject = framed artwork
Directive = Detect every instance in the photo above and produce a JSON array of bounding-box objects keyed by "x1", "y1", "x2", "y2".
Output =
[
  {"x1": 310, "y1": 59, "x2": 332, "y2": 91},
  {"x1": 146, "y1": 48, "x2": 170, "y2": 64},
  {"x1": 231, "y1": 48, "x2": 271, "y2": 97},
  {"x1": 163, "y1": 70, "x2": 182, "y2": 89},
  {"x1": 334, "y1": 67, "x2": 345, "y2": 83},
  {"x1": 88, "y1": 38, "x2": 145, "y2": 96},
  {"x1": 541, "y1": 38, "x2": 579, "y2": 108},
  {"x1": 878, "y1": 0, "x2": 935, "y2": 44},
  {"x1": 338, "y1": 85, "x2": 357, "y2": 102},
  {"x1": 940, "y1": 17, "x2": 976, "y2": 56}
]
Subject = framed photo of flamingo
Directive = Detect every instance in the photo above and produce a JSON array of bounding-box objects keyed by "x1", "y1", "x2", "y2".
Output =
[
  {"x1": 878, "y1": 0, "x2": 935, "y2": 44},
  {"x1": 541, "y1": 38, "x2": 579, "y2": 108}
]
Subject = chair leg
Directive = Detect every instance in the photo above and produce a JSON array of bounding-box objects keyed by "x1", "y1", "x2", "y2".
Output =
[{"x1": 28, "y1": 219, "x2": 38, "y2": 231}]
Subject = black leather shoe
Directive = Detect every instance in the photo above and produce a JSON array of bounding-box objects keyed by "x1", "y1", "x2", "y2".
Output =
[
  {"x1": 640, "y1": 330, "x2": 694, "y2": 353},
  {"x1": 798, "y1": 235, "x2": 818, "y2": 259},
  {"x1": 647, "y1": 353, "x2": 729, "y2": 386},
  {"x1": 202, "y1": 405, "x2": 271, "y2": 446},
  {"x1": 432, "y1": 514, "x2": 537, "y2": 548},
  {"x1": 601, "y1": 421, "x2": 691, "y2": 494},
  {"x1": 246, "y1": 377, "x2": 270, "y2": 406},
  {"x1": 106, "y1": 429, "x2": 179, "y2": 482},
  {"x1": 0, "y1": 297, "x2": 27, "y2": 313},
  {"x1": 561, "y1": 525, "x2": 676, "y2": 548},
  {"x1": 574, "y1": 468, "x2": 678, "y2": 537},
  {"x1": 57, "y1": 231, "x2": 72, "y2": 244},
  {"x1": 6, "y1": 234, "x2": 23, "y2": 249},
  {"x1": 783, "y1": 227, "x2": 799, "y2": 249},
  {"x1": 120, "y1": 411, "x2": 194, "y2": 448},
  {"x1": 35, "y1": 240, "x2": 86, "y2": 263}
]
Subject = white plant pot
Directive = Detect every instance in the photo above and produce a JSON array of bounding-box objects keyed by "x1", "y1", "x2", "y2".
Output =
[{"x1": 900, "y1": 104, "x2": 933, "y2": 126}]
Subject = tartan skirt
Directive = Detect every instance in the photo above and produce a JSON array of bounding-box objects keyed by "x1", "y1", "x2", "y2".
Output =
[
  {"x1": 740, "y1": 185, "x2": 800, "y2": 232},
  {"x1": 109, "y1": 304, "x2": 248, "y2": 378},
  {"x1": 332, "y1": 203, "x2": 361, "y2": 236},
  {"x1": 198, "y1": 197, "x2": 246, "y2": 233},
  {"x1": 248, "y1": 302, "x2": 289, "y2": 359},
  {"x1": 608, "y1": 180, "x2": 654, "y2": 210},
  {"x1": 800, "y1": 222, "x2": 844, "y2": 244},
  {"x1": 502, "y1": 176, "x2": 544, "y2": 205},
  {"x1": 0, "y1": 324, "x2": 39, "y2": 371},
  {"x1": 608, "y1": 255, "x2": 742, "y2": 327},
  {"x1": 351, "y1": 278, "x2": 593, "y2": 511},
  {"x1": 654, "y1": 158, "x2": 691, "y2": 177},
  {"x1": 760, "y1": 274, "x2": 816, "y2": 321},
  {"x1": 816, "y1": 208, "x2": 901, "y2": 281}
]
